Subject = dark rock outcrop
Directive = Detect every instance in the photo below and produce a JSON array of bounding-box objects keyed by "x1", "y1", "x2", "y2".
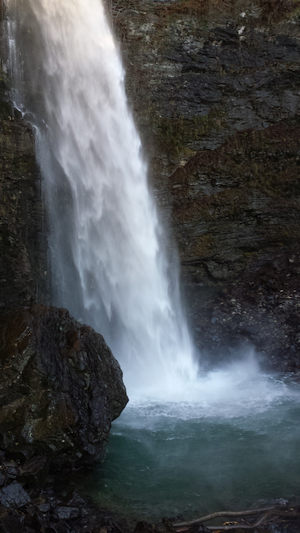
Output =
[
  {"x1": 109, "y1": 0, "x2": 300, "y2": 369},
  {"x1": 169, "y1": 118, "x2": 300, "y2": 369},
  {"x1": 0, "y1": 480, "x2": 131, "y2": 533},
  {"x1": 0, "y1": 305, "x2": 128, "y2": 469},
  {"x1": 0, "y1": 3, "x2": 48, "y2": 310},
  {"x1": 0, "y1": 90, "x2": 48, "y2": 309},
  {"x1": 110, "y1": 0, "x2": 300, "y2": 194}
]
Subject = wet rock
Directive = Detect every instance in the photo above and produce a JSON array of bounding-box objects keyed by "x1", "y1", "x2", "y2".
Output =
[
  {"x1": 0, "y1": 69, "x2": 48, "y2": 311},
  {"x1": 37, "y1": 502, "x2": 51, "y2": 513},
  {"x1": 134, "y1": 522, "x2": 160, "y2": 533},
  {"x1": 0, "y1": 482, "x2": 31, "y2": 508},
  {"x1": 169, "y1": 118, "x2": 300, "y2": 369},
  {"x1": 105, "y1": 0, "x2": 300, "y2": 370},
  {"x1": 19, "y1": 456, "x2": 48, "y2": 485},
  {"x1": 54, "y1": 506, "x2": 80, "y2": 520},
  {"x1": 110, "y1": 0, "x2": 300, "y2": 200},
  {"x1": 0, "y1": 507, "x2": 24, "y2": 532},
  {"x1": 0, "y1": 305, "x2": 128, "y2": 469},
  {"x1": 2, "y1": 462, "x2": 19, "y2": 481}
]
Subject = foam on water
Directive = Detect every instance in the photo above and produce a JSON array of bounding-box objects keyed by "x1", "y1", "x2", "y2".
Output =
[{"x1": 121, "y1": 354, "x2": 300, "y2": 422}]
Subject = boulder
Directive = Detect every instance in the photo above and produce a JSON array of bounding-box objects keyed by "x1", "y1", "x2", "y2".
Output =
[
  {"x1": 0, "y1": 482, "x2": 30, "y2": 509},
  {"x1": 0, "y1": 305, "x2": 128, "y2": 470}
]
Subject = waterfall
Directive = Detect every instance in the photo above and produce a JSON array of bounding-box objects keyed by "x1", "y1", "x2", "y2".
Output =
[{"x1": 6, "y1": 0, "x2": 198, "y2": 397}]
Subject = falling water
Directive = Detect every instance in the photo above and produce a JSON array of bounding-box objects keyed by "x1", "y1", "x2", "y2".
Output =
[{"x1": 6, "y1": 0, "x2": 198, "y2": 397}]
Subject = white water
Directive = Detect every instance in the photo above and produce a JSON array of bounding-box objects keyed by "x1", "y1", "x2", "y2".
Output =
[{"x1": 6, "y1": 0, "x2": 198, "y2": 397}]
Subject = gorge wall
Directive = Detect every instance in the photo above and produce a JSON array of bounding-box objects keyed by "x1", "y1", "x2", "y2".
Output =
[
  {"x1": 0, "y1": 1, "x2": 299, "y2": 371},
  {"x1": 109, "y1": 0, "x2": 300, "y2": 370},
  {"x1": 0, "y1": 8, "x2": 48, "y2": 309}
]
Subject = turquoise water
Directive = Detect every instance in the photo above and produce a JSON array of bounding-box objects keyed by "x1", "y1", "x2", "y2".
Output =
[{"x1": 89, "y1": 371, "x2": 300, "y2": 520}]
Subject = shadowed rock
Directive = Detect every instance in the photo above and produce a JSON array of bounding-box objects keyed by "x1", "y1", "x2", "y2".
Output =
[
  {"x1": 0, "y1": 482, "x2": 30, "y2": 509},
  {"x1": 169, "y1": 118, "x2": 300, "y2": 369},
  {"x1": 0, "y1": 305, "x2": 128, "y2": 470}
]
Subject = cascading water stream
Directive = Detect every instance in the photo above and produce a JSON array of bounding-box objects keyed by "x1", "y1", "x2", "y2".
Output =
[{"x1": 6, "y1": 0, "x2": 198, "y2": 398}]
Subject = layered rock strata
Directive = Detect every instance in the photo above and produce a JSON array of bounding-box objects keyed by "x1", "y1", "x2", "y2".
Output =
[
  {"x1": 170, "y1": 118, "x2": 300, "y2": 369},
  {"x1": 109, "y1": 0, "x2": 300, "y2": 368},
  {"x1": 0, "y1": 2, "x2": 48, "y2": 309}
]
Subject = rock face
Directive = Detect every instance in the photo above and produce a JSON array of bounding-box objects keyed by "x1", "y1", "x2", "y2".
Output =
[
  {"x1": 110, "y1": 0, "x2": 300, "y2": 188},
  {"x1": 0, "y1": 0, "x2": 298, "y2": 374},
  {"x1": 0, "y1": 93, "x2": 48, "y2": 309},
  {"x1": 0, "y1": 305, "x2": 128, "y2": 469},
  {"x1": 109, "y1": 0, "x2": 300, "y2": 368},
  {"x1": 170, "y1": 118, "x2": 300, "y2": 369},
  {"x1": 0, "y1": 3, "x2": 48, "y2": 309}
]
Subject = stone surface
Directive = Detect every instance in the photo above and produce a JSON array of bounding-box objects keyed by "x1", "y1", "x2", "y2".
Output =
[
  {"x1": 0, "y1": 482, "x2": 31, "y2": 509},
  {"x1": 169, "y1": 118, "x2": 300, "y2": 369},
  {"x1": 109, "y1": 0, "x2": 300, "y2": 201},
  {"x1": 0, "y1": 305, "x2": 128, "y2": 469},
  {"x1": 108, "y1": 0, "x2": 300, "y2": 369},
  {"x1": 0, "y1": 91, "x2": 48, "y2": 309},
  {"x1": 0, "y1": 488, "x2": 132, "y2": 533},
  {"x1": 0, "y1": 2, "x2": 48, "y2": 310}
]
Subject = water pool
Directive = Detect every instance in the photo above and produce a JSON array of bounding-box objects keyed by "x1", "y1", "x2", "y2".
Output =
[{"x1": 88, "y1": 370, "x2": 300, "y2": 521}]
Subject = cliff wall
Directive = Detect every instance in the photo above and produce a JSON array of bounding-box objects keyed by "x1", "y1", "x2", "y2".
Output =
[
  {"x1": 0, "y1": 0, "x2": 299, "y2": 368},
  {"x1": 0, "y1": 1, "x2": 48, "y2": 309},
  {"x1": 110, "y1": 0, "x2": 300, "y2": 368}
]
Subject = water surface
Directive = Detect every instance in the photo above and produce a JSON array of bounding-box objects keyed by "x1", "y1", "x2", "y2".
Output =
[{"x1": 89, "y1": 372, "x2": 300, "y2": 520}]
